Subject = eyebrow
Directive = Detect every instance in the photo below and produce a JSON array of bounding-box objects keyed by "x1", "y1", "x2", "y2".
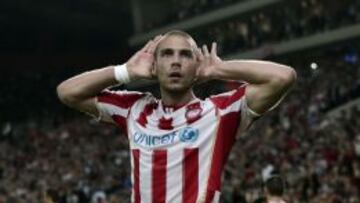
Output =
[
  {"x1": 180, "y1": 49, "x2": 193, "y2": 57},
  {"x1": 160, "y1": 48, "x2": 173, "y2": 55},
  {"x1": 159, "y1": 48, "x2": 194, "y2": 56}
]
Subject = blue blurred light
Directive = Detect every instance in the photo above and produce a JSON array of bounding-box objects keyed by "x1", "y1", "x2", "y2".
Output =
[{"x1": 344, "y1": 53, "x2": 358, "y2": 64}]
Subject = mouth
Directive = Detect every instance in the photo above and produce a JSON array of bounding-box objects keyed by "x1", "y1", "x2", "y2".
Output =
[{"x1": 168, "y1": 72, "x2": 182, "y2": 79}]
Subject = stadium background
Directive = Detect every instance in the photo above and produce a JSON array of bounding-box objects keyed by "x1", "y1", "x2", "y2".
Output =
[{"x1": 0, "y1": 0, "x2": 360, "y2": 202}]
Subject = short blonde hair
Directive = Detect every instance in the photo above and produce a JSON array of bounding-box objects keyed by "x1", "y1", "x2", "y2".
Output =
[{"x1": 155, "y1": 30, "x2": 198, "y2": 56}]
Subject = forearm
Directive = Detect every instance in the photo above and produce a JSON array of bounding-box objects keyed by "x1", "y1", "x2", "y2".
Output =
[
  {"x1": 212, "y1": 60, "x2": 296, "y2": 85},
  {"x1": 57, "y1": 66, "x2": 118, "y2": 102},
  {"x1": 212, "y1": 59, "x2": 296, "y2": 114}
]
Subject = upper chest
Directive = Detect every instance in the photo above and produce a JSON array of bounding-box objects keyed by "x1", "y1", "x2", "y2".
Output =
[{"x1": 127, "y1": 99, "x2": 219, "y2": 149}]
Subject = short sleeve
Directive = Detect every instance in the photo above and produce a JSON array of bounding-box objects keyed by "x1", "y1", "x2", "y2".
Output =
[
  {"x1": 95, "y1": 90, "x2": 145, "y2": 123},
  {"x1": 238, "y1": 94, "x2": 261, "y2": 133}
]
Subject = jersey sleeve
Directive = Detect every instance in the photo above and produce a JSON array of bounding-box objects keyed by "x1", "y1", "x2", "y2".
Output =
[
  {"x1": 210, "y1": 84, "x2": 261, "y2": 135},
  {"x1": 238, "y1": 90, "x2": 261, "y2": 133},
  {"x1": 95, "y1": 89, "x2": 145, "y2": 125}
]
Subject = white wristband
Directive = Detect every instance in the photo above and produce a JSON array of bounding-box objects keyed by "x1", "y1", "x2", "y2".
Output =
[{"x1": 114, "y1": 64, "x2": 131, "y2": 84}]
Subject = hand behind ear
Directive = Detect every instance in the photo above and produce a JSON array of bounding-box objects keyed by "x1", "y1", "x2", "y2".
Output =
[
  {"x1": 193, "y1": 42, "x2": 222, "y2": 84},
  {"x1": 126, "y1": 35, "x2": 163, "y2": 80}
]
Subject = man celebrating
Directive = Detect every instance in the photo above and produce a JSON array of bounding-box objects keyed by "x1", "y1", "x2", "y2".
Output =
[{"x1": 57, "y1": 30, "x2": 296, "y2": 203}]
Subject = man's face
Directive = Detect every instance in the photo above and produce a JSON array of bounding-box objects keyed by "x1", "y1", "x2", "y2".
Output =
[{"x1": 154, "y1": 35, "x2": 198, "y2": 93}]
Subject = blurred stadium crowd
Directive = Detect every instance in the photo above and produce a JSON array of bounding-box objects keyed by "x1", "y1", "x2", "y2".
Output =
[
  {"x1": 222, "y1": 49, "x2": 360, "y2": 203},
  {"x1": 145, "y1": 0, "x2": 247, "y2": 29},
  {"x1": 0, "y1": 118, "x2": 132, "y2": 203},
  {"x1": 1, "y1": 0, "x2": 360, "y2": 203},
  {"x1": 194, "y1": 0, "x2": 360, "y2": 55}
]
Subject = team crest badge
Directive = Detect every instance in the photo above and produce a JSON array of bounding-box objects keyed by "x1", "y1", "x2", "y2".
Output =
[{"x1": 185, "y1": 103, "x2": 202, "y2": 123}]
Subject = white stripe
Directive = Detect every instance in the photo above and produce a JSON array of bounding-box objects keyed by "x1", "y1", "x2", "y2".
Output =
[
  {"x1": 197, "y1": 138, "x2": 213, "y2": 202},
  {"x1": 212, "y1": 191, "x2": 221, "y2": 203},
  {"x1": 139, "y1": 150, "x2": 152, "y2": 202},
  {"x1": 146, "y1": 107, "x2": 162, "y2": 131},
  {"x1": 166, "y1": 149, "x2": 183, "y2": 202},
  {"x1": 98, "y1": 102, "x2": 129, "y2": 117},
  {"x1": 197, "y1": 110, "x2": 219, "y2": 202}
]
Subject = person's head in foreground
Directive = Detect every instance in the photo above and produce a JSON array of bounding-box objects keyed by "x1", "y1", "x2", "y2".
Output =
[{"x1": 264, "y1": 175, "x2": 287, "y2": 203}]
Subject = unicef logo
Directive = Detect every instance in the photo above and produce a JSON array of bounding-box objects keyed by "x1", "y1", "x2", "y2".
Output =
[{"x1": 179, "y1": 127, "x2": 199, "y2": 143}]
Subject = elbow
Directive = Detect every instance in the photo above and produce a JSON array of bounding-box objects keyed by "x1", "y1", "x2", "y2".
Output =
[
  {"x1": 56, "y1": 82, "x2": 79, "y2": 106},
  {"x1": 283, "y1": 66, "x2": 297, "y2": 86},
  {"x1": 272, "y1": 66, "x2": 297, "y2": 89}
]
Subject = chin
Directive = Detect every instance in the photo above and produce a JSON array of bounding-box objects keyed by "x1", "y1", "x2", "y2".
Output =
[{"x1": 164, "y1": 84, "x2": 191, "y2": 93}]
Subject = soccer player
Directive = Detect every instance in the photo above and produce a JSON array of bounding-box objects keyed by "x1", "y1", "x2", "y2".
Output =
[{"x1": 57, "y1": 30, "x2": 296, "y2": 203}]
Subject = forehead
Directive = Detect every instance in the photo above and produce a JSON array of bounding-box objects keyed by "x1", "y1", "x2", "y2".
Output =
[{"x1": 157, "y1": 35, "x2": 195, "y2": 51}]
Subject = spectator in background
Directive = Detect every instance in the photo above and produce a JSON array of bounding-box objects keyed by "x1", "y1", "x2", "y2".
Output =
[{"x1": 253, "y1": 175, "x2": 287, "y2": 203}]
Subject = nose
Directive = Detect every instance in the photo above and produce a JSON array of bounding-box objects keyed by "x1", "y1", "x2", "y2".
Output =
[
  {"x1": 171, "y1": 53, "x2": 181, "y2": 68},
  {"x1": 171, "y1": 61, "x2": 181, "y2": 68}
]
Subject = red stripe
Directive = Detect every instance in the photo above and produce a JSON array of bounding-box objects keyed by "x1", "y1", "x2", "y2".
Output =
[
  {"x1": 210, "y1": 85, "x2": 246, "y2": 109},
  {"x1": 152, "y1": 150, "x2": 167, "y2": 203},
  {"x1": 204, "y1": 191, "x2": 215, "y2": 203},
  {"x1": 183, "y1": 148, "x2": 199, "y2": 203},
  {"x1": 112, "y1": 115, "x2": 128, "y2": 137},
  {"x1": 205, "y1": 112, "x2": 240, "y2": 203},
  {"x1": 132, "y1": 150, "x2": 141, "y2": 203},
  {"x1": 137, "y1": 103, "x2": 156, "y2": 127},
  {"x1": 158, "y1": 117, "x2": 174, "y2": 130},
  {"x1": 97, "y1": 91, "x2": 144, "y2": 108},
  {"x1": 136, "y1": 103, "x2": 156, "y2": 127}
]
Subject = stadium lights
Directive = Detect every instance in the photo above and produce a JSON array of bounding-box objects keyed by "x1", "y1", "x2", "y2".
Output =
[{"x1": 310, "y1": 62, "x2": 318, "y2": 70}]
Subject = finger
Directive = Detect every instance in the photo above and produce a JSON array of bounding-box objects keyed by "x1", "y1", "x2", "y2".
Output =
[
  {"x1": 202, "y1": 44, "x2": 210, "y2": 57},
  {"x1": 153, "y1": 34, "x2": 163, "y2": 43},
  {"x1": 147, "y1": 43, "x2": 157, "y2": 54},
  {"x1": 195, "y1": 47, "x2": 204, "y2": 61},
  {"x1": 211, "y1": 42, "x2": 217, "y2": 57},
  {"x1": 147, "y1": 35, "x2": 163, "y2": 54},
  {"x1": 141, "y1": 40, "x2": 154, "y2": 53}
]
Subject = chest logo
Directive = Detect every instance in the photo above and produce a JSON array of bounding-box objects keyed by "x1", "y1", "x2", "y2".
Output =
[
  {"x1": 185, "y1": 103, "x2": 202, "y2": 123},
  {"x1": 179, "y1": 127, "x2": 199, "y2": 143}
]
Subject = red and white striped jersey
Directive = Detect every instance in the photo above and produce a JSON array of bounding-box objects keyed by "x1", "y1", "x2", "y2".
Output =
[{"x1": 96, "y1": 85, "x2": 259, "y2": 203}]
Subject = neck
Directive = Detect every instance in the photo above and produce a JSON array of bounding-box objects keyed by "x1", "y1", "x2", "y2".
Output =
[{"x1": 160, "y1": 88, "x2": 196, "y2": 106}]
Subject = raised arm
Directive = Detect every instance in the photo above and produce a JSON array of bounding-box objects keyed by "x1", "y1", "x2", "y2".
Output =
[
  {"x1": 196, "y1": 42, "x2": 296, "y2": 114},
  {"x1": 56, "y1": 35, "x2": 162, "y2": 120},
  {"x1": 56, "y1": 66, "x2": 118, "y2": 118}
]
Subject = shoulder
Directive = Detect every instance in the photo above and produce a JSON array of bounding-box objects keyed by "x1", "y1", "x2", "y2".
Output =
[
  {"x1": 208, "y1": 84, "x2": 247, "y2": 109},
  {"x1": 98, "y1": 89, "x2": 146, "y2": 99},
  {"x1": 97, "y1": 89, "x2": 155, "y2": 108}
]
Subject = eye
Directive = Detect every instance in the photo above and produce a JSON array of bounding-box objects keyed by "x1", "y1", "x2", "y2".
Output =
[
  {"x1": 160, "y1": 49, "x2": 173, "y2": 57},
  {"x1": 180, "y1": 50, "x2": 193, "y2": 59}
]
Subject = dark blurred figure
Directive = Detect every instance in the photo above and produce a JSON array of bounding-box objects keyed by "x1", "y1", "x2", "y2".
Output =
[
  {"x1": 254, "y1": 175, "x2": 286, "y2": 203},
  {"x1": 232, "y1": 183, "x2": 247, "y2": 203}
]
